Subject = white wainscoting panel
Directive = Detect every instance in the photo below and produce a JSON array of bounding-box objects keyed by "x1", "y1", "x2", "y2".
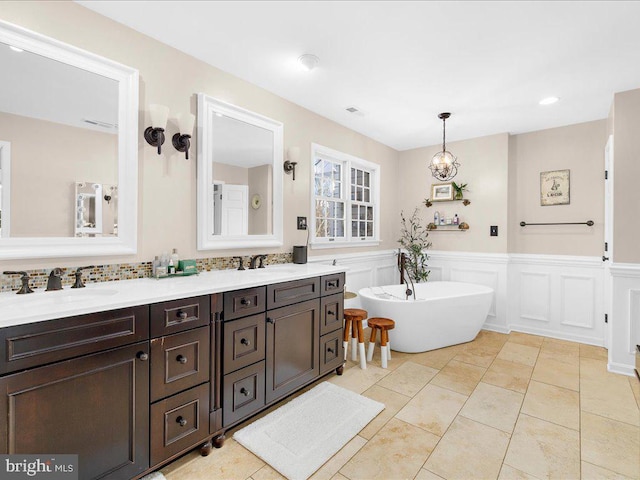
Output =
[
  {"x1": 609, "y1": 264, "x2": 640, "y2": 376},
  {"x1": 509, "y1": 255, "x2": 604, "y2": 348}
]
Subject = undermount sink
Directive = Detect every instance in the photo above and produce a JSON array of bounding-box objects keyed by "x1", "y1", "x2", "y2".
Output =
[{"x1": 0, "y1": 288, "x2": 118, "y2": 309}]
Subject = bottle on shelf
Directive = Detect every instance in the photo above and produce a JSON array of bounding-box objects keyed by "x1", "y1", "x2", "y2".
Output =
[
  {"x1": 171, "y1": 248, "x2": 180, "y2": 272},
  {"x1": 434, "y1": 211, "x2": 440, "y2": 225}
]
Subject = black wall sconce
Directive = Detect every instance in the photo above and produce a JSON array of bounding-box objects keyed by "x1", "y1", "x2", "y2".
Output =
[
  {"x1": 144, "y1": 104, "x2": 169, "y2": 155},
  {"x1": 172, "y1": 112, "x2": 195, "y2": 160},
  {"x1": 284, "y1": 146, "x2": 300, "y2": 180}
]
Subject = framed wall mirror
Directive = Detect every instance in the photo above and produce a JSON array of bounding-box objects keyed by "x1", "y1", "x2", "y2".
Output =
[
  {"x1": 0, "y1": 20, "x2": 138, "y2": 259},
  {"x1": 197, "y1": 94, "x2": 283, "y2": 250}
]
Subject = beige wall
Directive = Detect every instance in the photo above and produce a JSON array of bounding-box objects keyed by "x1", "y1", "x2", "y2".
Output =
[
  {"x1": 212, "y1": 163, "x2": 248, "y2": 185},
  {"x1": 612, "y1": 89, "x2": 640, "y2": 263},
  {"x1": 398, "y1": 133, "x2": 510, "y2": 253},
  {"x1": 0, "y1": 111, "x2": 117, "y2": 237},
  {"x1": 508, "y1": 120, "x2": 606, "y2": 256},
  {"x1": 0, "y1": 1, "x2": 399, "y2": 270}
]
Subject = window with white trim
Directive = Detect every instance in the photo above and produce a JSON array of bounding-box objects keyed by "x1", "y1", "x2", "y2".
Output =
[{"x1": 311, "y1": 144, "x2": 380, "y2": 248}]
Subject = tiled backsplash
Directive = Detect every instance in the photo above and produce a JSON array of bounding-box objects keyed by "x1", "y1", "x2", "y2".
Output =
[{"x1": 0, "y1": 253, "x2": 293, "y2": 293}]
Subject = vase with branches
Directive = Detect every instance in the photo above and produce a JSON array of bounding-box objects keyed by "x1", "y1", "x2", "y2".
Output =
[{"x1": 398, "y1": 208, "x2": 432, "y2": 283}]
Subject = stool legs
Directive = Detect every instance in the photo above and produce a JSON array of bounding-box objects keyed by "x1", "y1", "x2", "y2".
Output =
[
  {"x1": 356, "y1": 319, "x2": 366, "y2": 370},
  {"x1": 350, "y1": 320, "x2": 358, "y2": 362},
  {"x1": 343, "y1": 318, "x2": 352, "y2": 361},
  {"x1": 380, "y1": 329, "x2": 389, "y2": 369},
  {"x1": 367, "y1": 327, "x2": 377, "y2": 362}
]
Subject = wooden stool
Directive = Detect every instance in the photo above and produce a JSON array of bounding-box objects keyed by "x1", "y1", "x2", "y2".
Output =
[
  {"x1": 367, "y1": 317, "x2": 395, "y2": 368},
  {"x1": 343, "y1": 308, "x2": 368, "y2": 369}
]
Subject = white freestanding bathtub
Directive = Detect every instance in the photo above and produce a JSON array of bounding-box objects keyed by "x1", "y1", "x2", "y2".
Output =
[{"x1": 359, "y1": 282, "x2": 493, "y2": 353}]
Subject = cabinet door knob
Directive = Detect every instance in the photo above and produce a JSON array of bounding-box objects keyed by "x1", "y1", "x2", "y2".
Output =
[
  {"x1": 240, "y1": 387, "x2": 251, "y2": 396},
  {"x1": 177, "y1": 311, "x2": 188, "y2": 321},
  {"x1": 240, "y1": 298, "x2": 252, "y2": 306},
  {"x1": 327, "y1": 347, "x2": 334, "y2": 354},
  {"x1": 137, "y1": 351, "x2": 149, "y2": 361},
  {"x1": 266, "y1": 317, "x2": 275, "y2": 324},
  {"x1": 327, "y1": 310, "x2": 335, "y2": 316},
  {"x1": 240, "y1": 338, "x2": 251, "y2": 346},
  {"x1": 176, "y1": 355, "x2": 188, "y2": 364},
  {"x1": 176, "y1": 416, "x2": 187, "y2": 427}
]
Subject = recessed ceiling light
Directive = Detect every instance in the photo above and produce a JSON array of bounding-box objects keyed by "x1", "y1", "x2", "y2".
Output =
[
  {"x1": 9, "y1": 46, "x2": 23, "y2": 53},
  {"x1": 297, "y1": 54, "x2": 319, "y2": 72},
  {"x1": 539, "y1": 96, "x2": 560, "y2": 105}
]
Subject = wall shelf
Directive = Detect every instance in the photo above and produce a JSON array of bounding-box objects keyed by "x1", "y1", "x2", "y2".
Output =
[
  {"x1": 424, "y1": 198, "x2": 471, "y2": 208},
  {"x1": 427, "y1": 222, "x2": 470, "y2": 231}
]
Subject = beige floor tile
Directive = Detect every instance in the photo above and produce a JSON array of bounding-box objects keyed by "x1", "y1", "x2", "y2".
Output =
[
  {"x1": 310, "y1": 435, "x2": 367, "y2": 480},
  {"x1": 498, "y1": 464, "x2": 540, "y2": 480},
  {"x1": 521, "y1": 380, "x2": 580, "y2": 430},
  {"x1": 540, "y1": 337, "x2": 580, "y2": 356},
  {"x1": 459, "y1": 382, "x2": 524, "y2": 433},
  {"x1": 630, "y1": 376, "x2": 640, "y2": 409},
  {"x1": 330, "y1": 475, "x2": 349, "y2": 480},
  {"x1": 430, "y1": 360, "x2": 486, "y2": 395},
  {"x1": 581, "y1": 411, "x2": 640, "y2": 478},
  {"x1": 395, "y1": 384, "x2": 468, "y2": 436},
  {"x1": 359, "y1": 384, "x2": 411, "y2": 440},
  {"x1": 251, "y1": 464, "x2": 286, "y2": 480},
  {"x1": 581, "y1": 461, "x2": 635, "y2": 480},
  {"x1": 537, "y1": 348, "x2": 579, "y2": 366},
  {"x1": 414, "y1": 468, "x2": 445, "y2": 480},
  {"x1": 424, "y1": 416, "x2": 510, "y2": 480},
  {"x1": 476, "y1": 329, "x2": 510, "y2": 347},
  {"x1": 411, "y1": 345, "x2": 461, "y2": 370},
  {"x1": 340, "y1": 418, "x2": 439, "y2": 480},
  {"x1": 376, "y1": 361, "x2": 438, "y2": 397},
  {"x1": 454, "y1": 342, "x2": 502, "y2": 368},
  {"x1": 507, "y1": 332, "x2": 545, "y2": 347},
  {"x1": 482, "y1": 358, "x2": 533, "y2": 394},
  {"x1": 579, "y1": 343, "x2": 608, "y2": 361},
  {"x1": 579, "y1": 356, "x2": 609, "y2": 378},
  {"x1": 504, "y1": 414, "x2": 580, "y2": 480},
  {"x1": 497, "y1": 342, "x2": 540, "y2": 367},
  {"x1": 531, "y1": 352, "x2": 579, "y2": 391},
  {"x1": 163, "y1": 438, "x2": 264, "y2": 480},
  {"x1": 328, "y1": 363, "x2": 390, "y2": 394},
  {"x1": 580, "y1": 359, "x2": 640, "y2": 426}
]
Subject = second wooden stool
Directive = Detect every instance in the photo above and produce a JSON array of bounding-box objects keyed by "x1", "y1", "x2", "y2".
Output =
[
  {"x1": 343, "y1": 308, "x2": 368, "y2": 369},
  {"x1": 366, "y1": 317, "x2": 395, "y2": 368}
]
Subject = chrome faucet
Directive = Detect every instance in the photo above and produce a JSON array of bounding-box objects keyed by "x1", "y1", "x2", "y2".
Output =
[
  {"x1": 249, "y1": 254, "x2": 267, "y2": 269},
  {"x1": 46, "y1": 268, "x2": 64, "y2": 291},
  {"x1": 3, "y1": 271, "x2": 34, "y2": 294}
]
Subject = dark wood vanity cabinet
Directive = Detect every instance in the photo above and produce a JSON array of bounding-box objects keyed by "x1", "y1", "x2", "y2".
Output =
[{"x1": 0, "y1": 307, "x2": 151, "y2": 480}]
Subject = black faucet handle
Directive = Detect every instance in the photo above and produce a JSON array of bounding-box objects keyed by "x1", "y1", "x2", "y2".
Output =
[
  {"x1": 258, "y1": 255, "x2": 267, "y2": 268},
  {"x1": 3, "y1": 271, "x2": 35, "y2": 294},
  {"x1": 71, "y1": 265, "x2": 95, "y2": 289},
  {"x1": 233, "y1": 256, "x2": 245, "y2": 271}
]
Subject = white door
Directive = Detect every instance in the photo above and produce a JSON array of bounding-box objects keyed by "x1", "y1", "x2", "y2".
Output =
[
  {"x1": 603, "y1": 135, "x2": 614, "y2": 349},
  {"x1": 221, "y1": 184, "x2": 248, "y2": 236}
]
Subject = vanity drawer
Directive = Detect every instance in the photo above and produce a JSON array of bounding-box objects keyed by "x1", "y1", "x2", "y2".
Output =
[
  {"x1": 223, "y1": 287, "x2": 266, "y2": 321},
  {"x1": 320, "y1": 293, "x2": 344, "y2": 336},
  {"x1": 150, "y1": 382, "x2": 209, "y2": 466},
  {"x1": 223, "y1": 313, "x2": 266, "y2": 374},
  {"x1": 150, "y1": 326, "x2": 210, "y2": 402},
  {"x1": 223, "y1": 361, "x2": 265, "y2": 427},
  {"x1": 150, "y1": 296, "x2": 210, "y2": 338},
  {"x1": 321, "y1": 273, "x2": 345, "y2": 296},
  {"x1": 320, "y1": 329, "x2": 344, "y2": 376},
  {"x1": 0, "y1": 306, "x2": 149, "y2": 375},
  {"x1": 267, "y1": 277, "x2": 320, "y2": 309}
]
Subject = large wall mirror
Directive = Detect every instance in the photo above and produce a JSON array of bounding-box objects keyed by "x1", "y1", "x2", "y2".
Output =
[
  {"x1": 197, "y1": 94, "x2": 283, "y2": 250},
  {"x1": 0, "y1": 20, "x2": 138, "y2": 259}
]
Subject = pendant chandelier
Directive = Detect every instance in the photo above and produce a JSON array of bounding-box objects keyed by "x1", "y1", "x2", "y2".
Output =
[{"x1": 428, "y1": 112, "x2": 460, "y2": 181}]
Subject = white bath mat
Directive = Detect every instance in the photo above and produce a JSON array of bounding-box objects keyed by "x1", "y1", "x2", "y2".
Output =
[{"x1": 234, "y1": 382, "x2": 384, "y2": 480}]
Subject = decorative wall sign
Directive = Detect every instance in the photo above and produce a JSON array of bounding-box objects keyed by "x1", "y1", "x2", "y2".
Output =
[{"x1": 540, "y1": 169, "x2": 570, "y2": 206}]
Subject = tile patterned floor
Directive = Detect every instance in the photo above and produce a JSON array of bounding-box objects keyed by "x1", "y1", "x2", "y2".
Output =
[{"x1": 161, "y1": 331, "x2": 640, "y2": 480}]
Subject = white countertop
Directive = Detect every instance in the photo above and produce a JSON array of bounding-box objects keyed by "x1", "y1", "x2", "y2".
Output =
[{"x1": 0, "y1": 263, "x2": 347, "y2": 329}]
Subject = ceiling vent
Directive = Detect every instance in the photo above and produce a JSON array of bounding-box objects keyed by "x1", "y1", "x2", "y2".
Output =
[{"x1": 345, "y1": 106, "x2": 365, "y2": 117}]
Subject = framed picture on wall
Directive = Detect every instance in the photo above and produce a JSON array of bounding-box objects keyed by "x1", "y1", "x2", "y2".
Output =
[
  {"x1": 431, "y1": 182, "x2": 454, "y2": 201},
  {"x1": 540, "y1": 169, "x2": 570, "y2": 206}
]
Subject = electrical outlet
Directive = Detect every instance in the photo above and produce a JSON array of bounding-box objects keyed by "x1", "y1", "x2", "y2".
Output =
[
  {"x1": 490, "y1": 225, "x2": 498, "y2": 236},
  {"x1": 297, "y1": 216, "x2": 307, "y2": 230}
]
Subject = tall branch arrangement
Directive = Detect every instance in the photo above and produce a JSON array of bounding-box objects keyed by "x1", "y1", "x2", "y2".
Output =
[{"x1": 398, "y1": 208, "x2": 432, "y2": 283}]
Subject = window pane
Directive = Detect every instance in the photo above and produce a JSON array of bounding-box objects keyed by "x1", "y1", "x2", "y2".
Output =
[
  {"x1": 336, "y1": 202, "x2": 344, "y2": 219},
  {"x1": 356, "y1": 187, "x2": 363, "y2": 202},
  {"x1": 364, "y1": 171, "x2": 370, "y2": 187},
  {"x1": 367, "y1": 206, "x2": 373, "y2": 220},
  {"x1": 359, "y1": 205, "x2": 366, "y2": 220},
  {"x1": 314, "y1": 159, "x2": 323, "y2": 177},
  {"x1": 351, "y1": 168, "x2": 356, "y2": 184},
  {"x1": 333, "y1": 163, "x2": 341, "y2": 180},
  {"x1": 333, "y1": 181, "x2": 341, "y2": 198},
  {"x1": 357, "y1": 169, "x2": 363, "y2": 186},
  {"x1": 359, "y1": 222, "x2": 365, "y2": 237},
  {"x1": 364, "y1": 188, "x2": 370, "y2": 203},
  {"x1": 314, "y1": 177, "x2": 322, "y2": 196},
  {"x1": 328, "y1": 220, "x2": 335, "y2": 237},
  {"x1": 352, "y1": 221, "x2": 358, "y2": 236},
  {"x1": 316, "y1": 218, "x2": 326, "y2": 237},
  {"x1": 336, "y1": 220, "x2": 345, "y2": 237},
  {"x1": 316, "y1": 200, "x2": 328, "y2": 218},
  {"x1": 367, "y1": 221, "x2": 373, "y2": 237}
]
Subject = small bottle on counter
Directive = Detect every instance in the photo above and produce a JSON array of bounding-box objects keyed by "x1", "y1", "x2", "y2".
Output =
[
  {"x1": 168, "y1": 258, "x2": 176, "y2": 275},
  {"x1": 152, "y1": 255, "x2": 160, "y2": 277},
  {"x1": 171, "y1": 248, "x2": 179, "y2": 270},
  {"x1": 434, "y1": 211, "x2": 440, "y2": 225},
  {"x1": 454, "y1": 213, "x2": 459, "y2": 225}
]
